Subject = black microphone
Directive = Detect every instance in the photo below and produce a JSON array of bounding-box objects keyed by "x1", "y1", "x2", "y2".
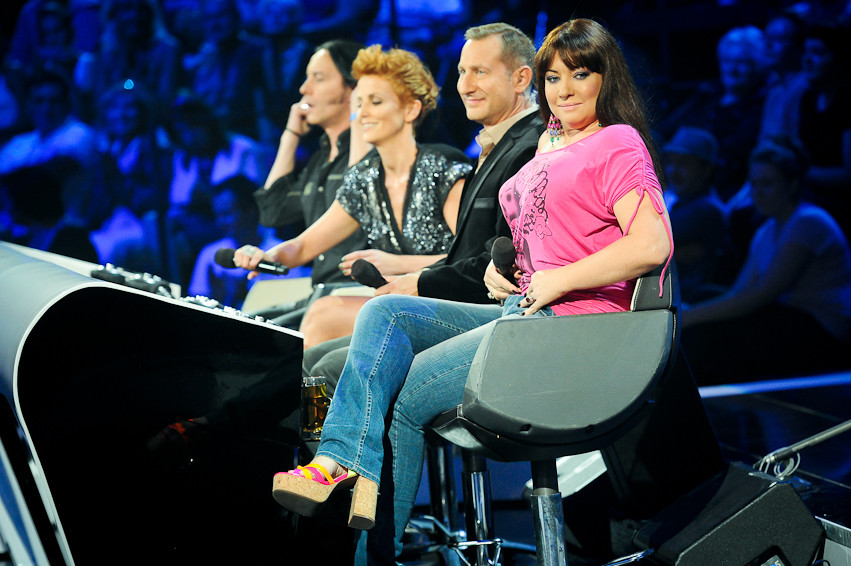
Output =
[
  {"x1": 214, "y1": 247, "x2": 290, "y2": 276},
  {"x1": 491, "y1": 237, "x2": 516, "y2": 280},
  {"x1": 351, "y1": 259, "x2": 388, "y2": 288}
]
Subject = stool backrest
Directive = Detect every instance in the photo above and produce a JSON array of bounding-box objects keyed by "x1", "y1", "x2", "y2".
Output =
[{"x1": 631, "y1": 263, "x2": 677, "y2": 313}]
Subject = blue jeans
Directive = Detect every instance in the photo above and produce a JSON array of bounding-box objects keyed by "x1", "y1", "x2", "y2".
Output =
[{"x1": 316, "y1": 294, "x2": 554, "y2": 564}]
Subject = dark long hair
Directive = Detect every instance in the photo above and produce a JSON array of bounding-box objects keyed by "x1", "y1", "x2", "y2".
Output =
[{"x1": 534, "y1": 19, "x2": 663, "y2": 183}]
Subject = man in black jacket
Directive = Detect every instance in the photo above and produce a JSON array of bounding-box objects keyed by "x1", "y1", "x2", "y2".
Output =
[
  {"x1": 381, "y1": 22, "x2": 542, "y2": 303},
  {"x1": 305, "y1": 22, "x2": 543, "y2": 383}
]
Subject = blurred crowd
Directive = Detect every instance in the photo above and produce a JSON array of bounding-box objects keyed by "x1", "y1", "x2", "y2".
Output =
[
  {"x1": 0, "y1": 0, "x2": 532, "y2": 299},
  {"x1": 1, "y1": 0, "x2": 849, "y2": 324}
]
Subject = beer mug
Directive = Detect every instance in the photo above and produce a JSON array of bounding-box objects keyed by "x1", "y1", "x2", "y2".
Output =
[{"x1": 301, "y1": 376, "x2": 330, "y2": 441}]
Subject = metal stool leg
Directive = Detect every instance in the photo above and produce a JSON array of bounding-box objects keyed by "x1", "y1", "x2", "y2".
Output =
[
  {"x1": 462, "y1": 451, "x2": 493, "y2": 547},
  {"x1": 530, "y1": 459, "x2": 567, "y2": 566},
  {"x1": 449, "y1": 451, "x2": 536, "y2": 566},
  {"x1": 426, "y1": 439, "x2": 460, "y2": 541}
]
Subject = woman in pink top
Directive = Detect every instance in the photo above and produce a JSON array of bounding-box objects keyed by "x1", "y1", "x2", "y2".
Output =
[{"x1": 269, "y1": 19, "x2": 673, "y2": 564}]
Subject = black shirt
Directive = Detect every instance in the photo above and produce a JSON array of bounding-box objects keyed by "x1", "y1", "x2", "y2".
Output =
[{"x1": 254, "y1": 129, "x2": 369, "y2": 286}]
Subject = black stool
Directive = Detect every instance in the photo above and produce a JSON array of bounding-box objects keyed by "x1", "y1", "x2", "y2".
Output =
[{"x1": 428, "y1": 266, "x2": 727, "y2": 565}]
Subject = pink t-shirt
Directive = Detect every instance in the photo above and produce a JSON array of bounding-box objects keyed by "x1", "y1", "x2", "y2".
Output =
[{"x1": 499, "y1": 124, "x2": 664, "y2": 315}]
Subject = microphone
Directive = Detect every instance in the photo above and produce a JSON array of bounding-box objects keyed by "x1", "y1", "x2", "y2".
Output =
[
  {"x1": 491, "y1": 237, "x2": 516, "y2": 280},
  {"x1": 214, "y1": 248, "x2": 290, "y2": 276},
  {"x1": 351, "y1": 259, "x2": 388, "y2": 288}
]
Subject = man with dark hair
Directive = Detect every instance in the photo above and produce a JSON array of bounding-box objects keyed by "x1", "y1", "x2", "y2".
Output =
[
  {"x1": 248, "y1": 39, "x2": 371, "y2": 322},
  {"x1": 304, "y1": 22, "x2": 543, "y2": 385}
]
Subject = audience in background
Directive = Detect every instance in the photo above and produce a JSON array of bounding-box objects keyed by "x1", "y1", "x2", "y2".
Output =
[
  {"x1": 157, "y1": 0, "x2": 205, "y2": 56},
  {"x1": 254, "y1": 0, "x2": 313, "y2": 142},
  {"x1": 3, "y1": 0, "x2": 81, "y2": 102},
  {"x1": 2, "y1": 1, "x2": 851, "y2": 385},
  {"x1": 759, "y1": 11, "x2": 807, "y2": 140},
  {"x1": 682, "y1": 137, "x2": 851, "y2": 383},
  {"x1": 88, "y1": 80, "x2": 171, "y2": 273},
  {"x1": 658, "y1": 25, "x2": 768, "y2": 202},
  {"x1": 187, "y1": 174, "x2": 285, "y2": 307},
  {"x1": 794, "y1": 23, "x2": 851, "y2": 238},
  {"x1": 662, "y1": 127, "x2": 729, "y2": 302},
  {"x1": 0, "y1": 68, "x2": 21, "y2": 141},
  {"x1": 295, "y1": 0, "x2": 377, "y2": 44},
  {"x1": 95, "y1": 81, "x2": 170, "y2": 220},
  {"x1": 77, "y1": 0, "x2": 180, "y2": 121},
  {"x1": 0, "y1": 68, "x2": 108, "y2": 235},
  {"x1": 0, "y1": 157, "x2": 99, "y2": 263},
  {"x1": 184, "y1": 0, "x2": 266, "y2": 140},
  {"x1": 233, "y1": 0, "x2": 267, "y2": 38},
  {"x1": 0, "y1": 68, "x2": 96, "y2": 175},
  {"x1": 163, "y1": 94, "x2": 263, "y2": 285}
]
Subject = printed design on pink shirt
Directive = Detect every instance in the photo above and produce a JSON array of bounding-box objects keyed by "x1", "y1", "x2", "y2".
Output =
[{"x1": 520, "y1": 159, "x2": 552, "y2": 240}]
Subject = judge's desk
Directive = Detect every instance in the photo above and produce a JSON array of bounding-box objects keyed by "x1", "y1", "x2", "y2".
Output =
[{"x1": 0, "y1": 242, "x2": 307, "y2": 565}]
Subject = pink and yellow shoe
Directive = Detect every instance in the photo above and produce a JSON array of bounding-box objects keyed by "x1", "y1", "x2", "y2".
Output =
[{"x1": 272, "y1": 463, "x2": 378, "y2": 529}]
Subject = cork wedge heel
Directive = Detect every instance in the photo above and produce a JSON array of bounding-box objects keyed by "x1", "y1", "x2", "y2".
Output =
[
  {"x1": 272, "y1": 463, "x2": 378, "y2": 530},
  {"x1": 347, "y1": 475, "x2": 378, "y2": 530}
]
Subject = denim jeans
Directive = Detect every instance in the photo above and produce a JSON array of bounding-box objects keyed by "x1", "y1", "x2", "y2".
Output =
[{"x1": 316, "y1": 294, "x2": 554, "y2": 564}]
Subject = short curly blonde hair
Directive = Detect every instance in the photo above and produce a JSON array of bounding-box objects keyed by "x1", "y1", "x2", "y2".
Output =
[{"x1": 352, "y1": 44, "x2": 439, "y2": 128}]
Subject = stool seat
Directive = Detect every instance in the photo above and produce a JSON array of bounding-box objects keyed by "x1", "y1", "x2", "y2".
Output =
[{"x1": 431, "y1": 309, "x2": 674, "y2": 462}]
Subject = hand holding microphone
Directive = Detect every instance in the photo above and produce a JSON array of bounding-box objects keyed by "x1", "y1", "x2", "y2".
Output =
[
  {"x1": 215, "y1": 247, "x2": 289, "y2": 276},
  {"x1": 491, "y1": 236, "x2": 516, "y2": 282},
  {"x1": 485, "y1": 237, "x2": 520, "y2": 301},
  {"x1": 351, "y1": 259, "x2": 388, "y2": 288}
]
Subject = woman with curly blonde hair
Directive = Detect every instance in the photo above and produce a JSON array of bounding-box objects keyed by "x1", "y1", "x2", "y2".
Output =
[{"x1": 236, "y1": 45, "x2": 471, "y2": 349}]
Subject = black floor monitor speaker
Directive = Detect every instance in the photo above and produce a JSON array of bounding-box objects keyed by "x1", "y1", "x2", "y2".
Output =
[{"x1": 633, "y1": 462, "x2": 824, "y2": 566}]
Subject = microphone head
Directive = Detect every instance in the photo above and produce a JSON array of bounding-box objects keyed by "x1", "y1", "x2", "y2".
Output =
[
  {"x1": 351, "y1": 259, "x2": 388, "y2": 288},
  {"x1": 491, "y1": 237, "x2": 515, "y2": 265},
  {"x1": 214, "y1": 248, "x2": 238, "y2": 268}
]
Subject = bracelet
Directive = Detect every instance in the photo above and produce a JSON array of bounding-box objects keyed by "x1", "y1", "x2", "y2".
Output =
[{"x1": 285, "y1": 128, "x2": 302, "y2": 138}]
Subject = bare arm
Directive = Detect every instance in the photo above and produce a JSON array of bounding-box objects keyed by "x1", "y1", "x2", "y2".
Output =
[
  {"x1": 442, "y1": 178, "x2": 464, "y2": 235},
  {"x1": 264, "y1": 102, "x2": 311, "y2": 187},
  {"x1": 335, "y1": 176, "x2": 463, "y2": 277},
  {"x1": 234, "y1": 201, "x2": 360, "y2": 278},
  {"x1": 338, "y1": 249, "x2": 446, "y2": 277}
]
